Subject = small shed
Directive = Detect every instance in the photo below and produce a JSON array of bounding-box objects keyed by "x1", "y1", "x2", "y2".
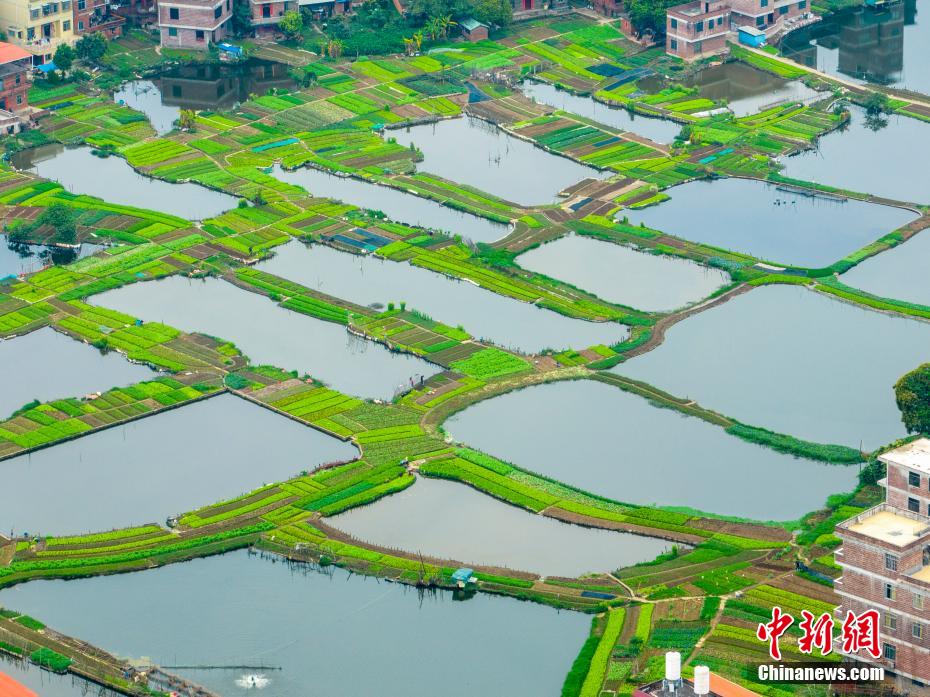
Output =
[
  {"x1": 737, "y1": 25, "x2": 766, "y2": 48},
  {"x1": 451, "y1": 567, "x2": 477, "y2": 587},
  {"x1": 460, "y1": 18, "x2": 489, "y2": 42}
]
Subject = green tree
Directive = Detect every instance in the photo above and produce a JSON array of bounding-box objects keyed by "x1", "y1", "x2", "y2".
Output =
[
  {"x1": 279, "y1": 10, "x2": 304, "y2": 40},
  {"x1": 471, "y1": 0, "x2": 511, "y2": 27},
  {"x1": 53, "y1": 43, "x2": 75, "y2": 72},
  {"x1": 896, "y1": 364, "x2": 930, "y2": 434},
  {"x1": 41, "y1": 204, "x2": 78, "y2": 245},
  {"x1": 178, "y1": 109, "x2": 197, "y2": 131},
  {"x1": 626, "y1": 0, "x2": 678, "y2": 36},
  {"x1": 75, "y1": 32, "x2": 108, "y2": 64},
  {"x1": 232, "y1": 0, "x2": 253, "y2": 35},
  {"x1": 863, "y1": 91, "x2": 890, "y2": 115}
]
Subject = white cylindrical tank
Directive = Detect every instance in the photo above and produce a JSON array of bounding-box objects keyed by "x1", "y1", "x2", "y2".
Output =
[
  {"x1": 665, "y1": 652, "x2": 681, "y2": 682},
  {"x1": 694, "y1": 665, "x2": 711, "y2": 696}
]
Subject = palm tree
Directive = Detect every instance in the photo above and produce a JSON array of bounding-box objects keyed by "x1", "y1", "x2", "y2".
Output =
[
  {"x1": 412, "y1": 30, "x2": 423, "y2": 52},
  {"x1": 439, "y1": 15, "x2": 457, "y2": 38}
]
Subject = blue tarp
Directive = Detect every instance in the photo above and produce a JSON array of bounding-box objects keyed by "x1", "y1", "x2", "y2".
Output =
[
  {"x1": 218, "y1": 43, "x2": 243, "y2": 57},
  {"x1": 36, "y1": 62, "x2": 57, "y2": 73},
  {"x1": 451, "y1": 568, "x2": 475, "y2": 583}
]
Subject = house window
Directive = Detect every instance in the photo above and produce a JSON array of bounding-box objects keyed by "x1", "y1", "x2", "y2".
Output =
[
  {"x1": 717, "y1": 16, "x2": 723, "y2": 25},
  {"x1": 670, "y1": 17, "x2": 677, "y2": 28},
  {"x1": 756, "y1": 15, "x2": 765, "y2": 25},
  {"x1": 15, "y1": 94, "x2": 21, "y2": 104},
  {"x1": 62, "y1": 19, "x2": 70, "y2": 30},
  {"x1": 261, "y1": 4, "x2": 270, "y2": 16},
  {"x1": 884, "y1": 614, "x2": 897, "y2": 631},
  {"x1": 909, "y1": 497, "x2": 920, "y2": 513},
  {"x1": 695, "y1": 20, "x2": 704, "y2": 31},
  {"x1": 214, "y1": 5, "x2": 221, "y2": 17},
  {"x1": 914, "y1": 623, "x2": 923, "y2": 640},
  {"x1": 915, "y1": 594, "x2": 925, "y2": 610},
  {"x1": 911, "y1": 472, "x2": 921, "y2": 487},
  {"x1": 798, "y1": 0, "x2": 806, "y2": 7},
  {"x1": 195, "y1": 29, "x2": 204, "y2": 40},
  {"x1": 670, "y1": 38, "x2": 678, "y2": 49},
  {"x1": 169, "y1": 7, "x2": 179, "y2": 18},
  {"x1": 168, "y1": 26, "x2": 177, "y2": 35},
  {"x1": 761, "y1": 0, "x2": 768, "y2": 6},
  {"x1": 226, "y1": 0, "x2": 230, "y2": 9},
  {"x1": 885, "y1": 554, "x2": 898, "y2": 571},
  {"x1": 779, "y1": 5, "x2": 788, "y2": 13},
  {"x1": 885, "y1": 583, "x2": 896, "y2": 601},
  {"x1": 78, "y1": 20, "x2": 84, "y2": 30},
  {"x1": 62, "y1": 1, "x2": 70, "y2": 10},
  {"x1": 77, "y1": 0, "x2": 85, "y2": 9},
  {"x1": 172, "y1": 85, "x2": 181, "y2": 97},
  {"x1": 883, "y1": 643, "x2": 896, "y2": 661},
  {"x1": 14, "y1": 74, "x2": 20, "y2": 85}
]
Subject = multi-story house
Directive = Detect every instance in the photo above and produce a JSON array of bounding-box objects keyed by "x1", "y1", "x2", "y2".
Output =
[
  {"x1": 0, "y1": 0, "x2": 75, "y2": 65},
  {"x1": 157, "y1": 0, "x2": 233, "y2": 49},
  {"x1": 666, "y1": 0, "x2": 730, "y2": 60},
  {"x1": 72, "y1": 0, "x2": 125, "y2": 37},
  {"x1": 665, "y1": 0, "x2": 809, "y2": 59},
  {"x1": 835, "y1": 438, "x2": 930, "y2": 687}
]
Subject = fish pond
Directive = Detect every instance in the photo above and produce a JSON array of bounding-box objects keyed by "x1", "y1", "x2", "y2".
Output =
[
  {"x1": 680, "y1": 62, "x2": 822, "y2": 116},
  {"x1": 621, "y1": 177, "x2": 916, "y2": 267},
  {"x1": 0, "y1": 550, "x2": 589, "y2": 697},
  {"x1": 781, "y1": 105, "x2": 930, "y2": 203},
  {"x1": 256, "y1": 240, "x2": 629, "y2": 353},
  {"x1": 91, "y1": 276, "x2": 439, "y2": 400},
  {"x1": 1, "y1": 236, "x2": 102, "y2": 279},
  {"x1": 11, "y1": 144, "x2": 238, "y2": 220},
  {"x1": 615, "y1": 284, "x2": 930, "y2": 449},
  {"x1": 330, "y1": 476, "x2": 672, "y2": 576},
  {"x1": 0, "y1": 394, "x2": 356, "y2": 535},
  {"x1": 270, "y1": 164, "x2": 509, "y2": 244},
  {"x1": 521, "y1": 80, "x2": 682, "y2": 143},
  {"x1": 390, "y1": 116, "x2": 605, "y2": 205},
  {"x1": 781, "y1": 0, "x2": 928, "y2": 96},
  {"x1": 516, "y1": 234, "x2": 730, "y2": 312},
  {"x1": 113, "y1": 79, "x2": 179, "y2": 135},
  {"x1": 840, "y1": 230, "x2": 930, "y2": 306},
  {"x1": 446, "y1": 380, "x2": 855, "y2": 520},
  {"x1": 0, "y1": 327, "x2": 156, "y2": 419}
]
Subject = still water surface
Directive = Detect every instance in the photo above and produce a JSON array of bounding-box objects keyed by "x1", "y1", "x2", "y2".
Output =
[
  {"x1": 331, "y1": 476, "x2": 672, "y2": 576},
  {"x1": 615, "y1": 285, "x2": 929, "y2": 449},
  {"x1": 0, "y1": 394, "x2": 356, "y2": 535},
  {"x1": 0, "y1": 550, "x2": 588, "y2": 697},
  {"x1": 270, "y1": 164, "x2": 509, "y2": 243},
  {"x1": 91, "y1": 276, "x2": 439, "y2": 400},
  {"x1": 521, "y1": 80, "x2": 682, "y2": 143},
  {"x1": 447, "y1": 380, "x2": 855, "y2": 520},
  {"x1": 0, "y1": 327, "x2": 156, "y2": 418},
  {"x1": 840, "y1": 231, "x2": 930, "y2": 306},
  {"x1": 256, "y1": 240, "x2": 629, "y2": 352},
  {"x1": 11, "y1": 144, "x2": 238, "y2": 220},
  {"x1": 391, "y1": 116, "x2": 605, "y2": 205},
  {"x1": 622, "y1": 178, "x2": 916, "y2": 267},
  {"x1": 516, "y1": 234, "x2": 730, "y2": 312}
]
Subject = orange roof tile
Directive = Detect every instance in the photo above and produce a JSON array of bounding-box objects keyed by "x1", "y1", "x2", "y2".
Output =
[
  {"x1": 710, "y1": 672, "x2": 763, "y2": 697},
  {"x1": 0, "y1": 670, "x2": 39, "y2": 697},
  {"x1": 0, "y1": 42, "x2": 32, "y2": 65}
]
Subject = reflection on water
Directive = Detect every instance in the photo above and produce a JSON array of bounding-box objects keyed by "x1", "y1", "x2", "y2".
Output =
[
  {"x1": 448, "y1": 379, "x2": 855, "y2": 520},
  {"x1": 270, "y1": 164, "x2": 508, "y2": 244},
  {"x1": 616, "y1": 284, "x2": 930, "y2": 449},
  {"x1": 256, "y1": 240, "x2": 629, "y2": 353},
  {"x1": 1, "y1": 233, "x2": 101, "y2": 278},
  {"x1": 91, "y1": 275, "x2": 440, "y2": 400},
  {"x1": 521, "y1": 80, "x2": 682, "y2": 143},
  {"x1": 683, "y1": 62, "x2": 822, "y2": 116},
  {"x1": 391, "y1": 116, "x2": 606, "y2": 205},
  {"x1": 0, "y1": 394, "x2": 357, "y2": 536},
  {"x1": 330, "y1": 476, "x2": 673, "y2": 576},
  {"x1": 10, "y1": 144, "x2": 238, "y2": 220},
  {"x1": 782, "y1": 0, "x2": 927, "y2": 95},
  {"x1": 0, "y1": 551, "x2": 589, "y2": 697},
  {"x1": 0, "y1": 326, "x2": 156, "y2": 419}
]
